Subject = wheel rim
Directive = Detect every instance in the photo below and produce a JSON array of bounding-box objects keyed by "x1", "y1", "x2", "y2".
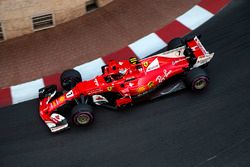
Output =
[
  {"x1": 76, "y1": 113, "x2": 90, "y2": 125},
  {"x1": 194, "y1": 78, "x2": 207, "y2": 90}
]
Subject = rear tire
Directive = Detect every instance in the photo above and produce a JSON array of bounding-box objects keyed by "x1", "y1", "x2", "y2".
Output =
[
  {"x1": 60, "y1": 69, "x2": 82, "y2": 91},
  {"x1": 71, "y1": 104, "x2": 94, "y2": 126},
  {"x1": 185, "y1": 68, "x2": 209, "y2": 91},
  {"x1": 167, "y1": 38, "x2": 185, "y2": 51}
]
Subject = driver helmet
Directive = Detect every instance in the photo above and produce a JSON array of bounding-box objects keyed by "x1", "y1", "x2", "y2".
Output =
[{"x1": 108, "y1": 60, "x2": 120, "y2": 75}]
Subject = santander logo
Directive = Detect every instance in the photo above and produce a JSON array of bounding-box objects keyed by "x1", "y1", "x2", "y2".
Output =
[{"x1": 146, "y1": 58, "x2": 160, "y2": 72}]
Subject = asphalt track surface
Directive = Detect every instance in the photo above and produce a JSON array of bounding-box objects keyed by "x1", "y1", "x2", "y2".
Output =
[{"x1": 1, "y1": 0, "x2": 250, "y2": 166}]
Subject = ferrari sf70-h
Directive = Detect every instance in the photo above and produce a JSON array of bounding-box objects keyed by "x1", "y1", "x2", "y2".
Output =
[{"x1": 38, "y1": 36, "x2": 214, "y2": 133}]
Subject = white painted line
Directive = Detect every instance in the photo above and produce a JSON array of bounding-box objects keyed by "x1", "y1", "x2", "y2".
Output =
[
  {"x1": 11, "y1": 78, "x2": 45, "y2": 104},
  {"x1": 74, "y1": 58, "x2": 106, "y2": 81},
  {"x1": 128, "y1": 33, "x2": 167, "y2": 59},
  {"x1": 176, "y1": 5, "x2": 214, "y2": 30}
]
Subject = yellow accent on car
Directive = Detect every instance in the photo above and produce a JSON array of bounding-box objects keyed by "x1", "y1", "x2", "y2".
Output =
[
  {"x1": 148, "y1": 81, "x2": 154, "y2": 88},
  {"x1": 143, "y1": 61, "x2": 149, "y2": 67},
  {"x1": 130, "y1": 57, "x2": 137, "y2": 64},
  {"x1": 107, "y1": 86, "x2": 112, "y2": 91},
  {"x1": 137, "y1": 86, "x2": 145, "y2": 93},
  {"x1": 52, "y1": 101, "x2": 57, "y2": 107},
  {"x1": 59, "y1": 96, "x2": 65, "y2": 102}
]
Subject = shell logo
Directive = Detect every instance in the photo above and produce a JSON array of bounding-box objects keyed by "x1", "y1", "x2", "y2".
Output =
[{"x1": 59, "y1": 96, "x2": 65, "y2": 102}]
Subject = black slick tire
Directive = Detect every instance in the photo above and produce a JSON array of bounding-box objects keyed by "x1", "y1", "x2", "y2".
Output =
[
  {"x1": 60, "y1": 69, "x2": 82, "y2": 91},
  {"x1": 71, "y1": 104, "x2": 94, "y2": 126},
  {"x1": 185, "y1": 68, "x2": 209, "y2": 91}
]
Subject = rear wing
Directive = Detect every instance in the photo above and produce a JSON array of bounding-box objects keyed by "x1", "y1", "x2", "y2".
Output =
[
  {"x1": 186, "y1": 36, "x2": 214, "y2": 68},
  {"x1": 186, "y1": 36, "x2": 212, "y2": 57}
]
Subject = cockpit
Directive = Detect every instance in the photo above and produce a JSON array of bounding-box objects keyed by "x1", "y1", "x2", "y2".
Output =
[{"x1": 102, "y1": 59, "x2": 142, "y2": 83}]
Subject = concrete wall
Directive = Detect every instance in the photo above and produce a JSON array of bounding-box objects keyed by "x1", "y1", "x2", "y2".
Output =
[
  {"x1": 0, "y1": 0, "x2": 113, "y2": 41},
  {"x1": 97, "y1": 0, "x2": 113, "y2": 7}
]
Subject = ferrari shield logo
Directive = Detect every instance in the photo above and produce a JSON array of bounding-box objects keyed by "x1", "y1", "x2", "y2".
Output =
[
  {"x1": 143, "y1": 62, "x2": 149, "y2": 67},
  {"x1": 107, "y1": 86, "x2": 112, "y2": 91}
]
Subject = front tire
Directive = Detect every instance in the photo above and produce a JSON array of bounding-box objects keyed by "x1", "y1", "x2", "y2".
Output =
[
  {"x1": 71, "y1": 104, "x2": 94, "y2": 126},
  {"x1": 185, "y1": 68, "x2": 209, "y2": 91},
  {"x1": 60, "y1": 69, "x2": 82, "y2": 91}
]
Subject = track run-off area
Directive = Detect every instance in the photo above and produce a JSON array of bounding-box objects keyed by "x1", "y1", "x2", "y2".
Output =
[{"x1": 1, "y1": 0, "x2": 250, "y2": 166}]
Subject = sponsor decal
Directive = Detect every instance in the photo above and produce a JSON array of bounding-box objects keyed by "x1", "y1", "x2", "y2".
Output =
[
  {"x1": 156, "y1": 75, "x2": 162, "y2": 83},
  {"x1": 59, "y1": 96, "x2": 65, "y2": 103},
  {"x1": 51, "y1": 113, "x2": 65, "y2": 122},
  {"x1": 52, "y1": 101, "x2": 57, "y2": 107},
  {"x1": 45, "y1": 121, "x2": 56, "y2": 128},
  {"x1": 92, "y1": 95, "x2": 108, "y2": 105},
  {"x1": 129, "y1": 57, "x2": 137, "y2": 64},
  {"x1": 107, "y1": 86, "x2": 112, "y2": 91},
  {"x1": 146, "y1": 58, "x2": 160, "y2": 72},
  {"x1": 172, "y1": 59, "x2": 186, "y2": 65},
  {"x1": 129, "y1": 83, "x2": 134, "y2": 87},
  {"x1": 194, "y1": 37, "x2": 207, "y2": 55},
  {"x1": 164, "y1": 70, "x2": 171, "y2": 78},
  {"x1": 197, "y1": 57, "x2": 209, "y2": 64},
  {"x1": 87, "y1": 89, "x2": 102, "y2": 95},
  {"x1": 193, "y1": 55, "x2": 213, "y2": 68},
  {"x1": 137, "y1": 86, "x2": 145, "y2": 93},
  {"x1": 156, "y1": 70, "x2": 172, "y2": 83},
  {"x1": 143, "y1": 61, "x2": 149, "y2": 67},
  {"x1": 177, "y1": 50, "x2": 181, "y2": 56},
  {"x1": 191, "y1": 46, "x2": 198, "y2": 51},
  {"x1": 66, "y1": 90, "x2": 74, "y2": 98},
  {"x1": 94, "y1": 78, "x2": 99, "y2": 86},
  {"x1": 148, "y1": 81, "x2": 154, "y2": 88}
]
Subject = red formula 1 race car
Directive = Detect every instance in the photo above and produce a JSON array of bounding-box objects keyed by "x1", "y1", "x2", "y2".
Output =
[{"x1": 39, "y1": 36, "x2": 214, "y2": 133}]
